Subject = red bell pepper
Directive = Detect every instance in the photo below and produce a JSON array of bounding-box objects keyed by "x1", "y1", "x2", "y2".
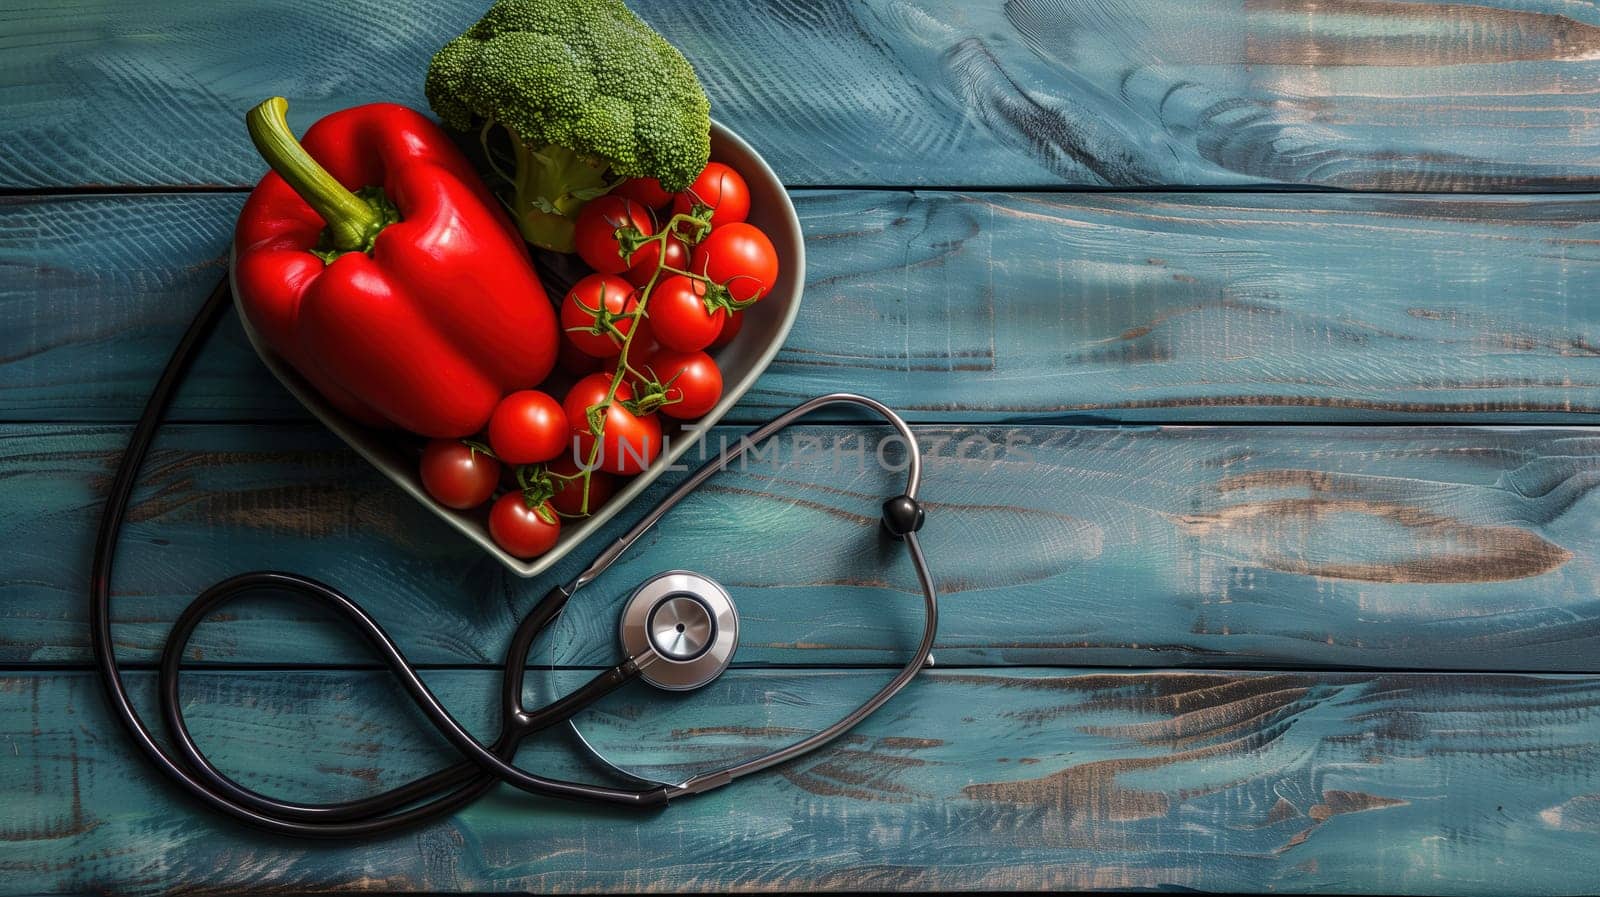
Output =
[{"x1": 235, "y1": 97, "x2": 558, "y2": 438}]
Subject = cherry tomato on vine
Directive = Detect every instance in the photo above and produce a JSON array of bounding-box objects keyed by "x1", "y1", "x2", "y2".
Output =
[
  {"x1": 544, "y1": 456, "x2": 618, "y2": 517},
  {"x1": 640, "y1": 349, "x2": 723, "y2": 420},
  {"x1": 691, "y1": 223, "x2": 778, "y2": 304},
  {"x1": 489, "y1": 493, "x2": 561, "y2": 558},
  {"x1": 419, "y1": 440, "x2": 500, "y2": 510},
  {"x1": 487, "y1": 390, "x2": 567, "y2": 464},
  {"x1": 709, "y1": 310, "x2": 744, "y2": 349},
  {"x1": 563, "y1": 373, "x2": 662, "y2": 475},
  {"x1": 624, "y1": 233, "x2": 688, "y2": 288},
  {"x1": 574, "y1": 195, "x2": 654, "y2": 274},
  {"x1": 561, "y1": 273, "x2": 639, "y2": 358},
  {"x1": 646, "y1": 275, "x2": 725, "y2": 352},
  {"x1": 672, "y1": 162, "x2": 750, "y2": 230},
  {"x1": 614, "y1": 177, "x2": 674, "y2": 209}
]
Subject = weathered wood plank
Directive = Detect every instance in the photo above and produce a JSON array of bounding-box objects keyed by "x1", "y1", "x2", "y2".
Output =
[
  {"x1": 5, "y1": 667, "x2": 1600, "y2": 894},
  {"x1": 8, "y1": 190, "x2": 1600, "y2": 424},
  {"x1": 11, "y1": 422, "x2": 1600, "y2": 671},
  {"x1": 6, "y1": 0, "x2": 1600, "y2": 190}
]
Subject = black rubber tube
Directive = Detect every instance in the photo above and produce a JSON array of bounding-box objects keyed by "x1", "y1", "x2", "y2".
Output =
[{"x1": 89, "y1": 276, "x2": 667, "y2": 839}]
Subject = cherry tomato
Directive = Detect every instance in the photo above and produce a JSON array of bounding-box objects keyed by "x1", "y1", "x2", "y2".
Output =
[
  {"x1": 487, "y1": 390, "x2": 567, "y2": 464},
  {"x1": 574, "y1": 195, "x2": 654, "y2": 274},
  {"x1": 561, "y1": 273, "x2": 638, "y2": 358},
  {"x1": 419, "y1": 440, "x2": 500, "y2": 510},
  {"x1": 489, "y1": 494, "x2": 561, "y2": 559},
  {"x1": 545, "y1": 456, "x2": 617, "y2": 516},
  {"x1": 710, "y1": 310, "x2": 744, "y2": 349},
  {"x1": 691, "y1": 223, "x2": 778, "y2": 304},
  {"x1": 672, "y1": 162, "x2": 750, "y2": 230},
  {"x1": 624, "y1": 233, "x2": 688, "y2": 288},
  {"x1": 640, "y1": 349, "x2": 722, "y2": 420},
  {"x1": 645, "y1": 275, "x2": 725, "y2": 352},
  {"x1": 563, "y1": 373, "x2": 662, "y2": 475},
  {"x1": 614, "y1": 177, "x2": 674, "y2": 209}
]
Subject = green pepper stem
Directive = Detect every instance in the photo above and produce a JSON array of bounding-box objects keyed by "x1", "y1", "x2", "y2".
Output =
[{"x1": 245, "y1": 97, "x2": 385, "y2": 252}]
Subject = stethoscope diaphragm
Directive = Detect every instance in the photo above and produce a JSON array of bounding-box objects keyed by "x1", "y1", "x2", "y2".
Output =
[{"x1": 619, "y1": 571, "x2": 739, "y2": 691}]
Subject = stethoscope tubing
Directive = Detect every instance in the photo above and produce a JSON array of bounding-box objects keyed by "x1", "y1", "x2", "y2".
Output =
[
  {"x1": 90, "y1": 275, "x2": 937, "y2": 838},
  {"x1": 91, "y1": 279, "x2": 664, "y2": 840}
]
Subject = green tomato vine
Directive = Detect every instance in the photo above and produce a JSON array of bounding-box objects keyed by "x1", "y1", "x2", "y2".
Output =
[{"x1": 516, "y1": 202, "x2": 736, "y2": 518}]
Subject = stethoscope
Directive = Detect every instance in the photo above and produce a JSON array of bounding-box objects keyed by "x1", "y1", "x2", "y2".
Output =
[{"x1": 90, "y1": 276, "x2": 937, "y2": 838}]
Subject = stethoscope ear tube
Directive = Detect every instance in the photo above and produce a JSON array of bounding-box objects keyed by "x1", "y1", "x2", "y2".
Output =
[{"x1": 88, "y1": 276, "x2": 938, "y2": 837}]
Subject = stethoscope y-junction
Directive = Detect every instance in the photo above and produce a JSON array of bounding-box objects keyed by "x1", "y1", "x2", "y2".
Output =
[{"x1": 90, "y1": 276, "x2": 937, "y2": 838}]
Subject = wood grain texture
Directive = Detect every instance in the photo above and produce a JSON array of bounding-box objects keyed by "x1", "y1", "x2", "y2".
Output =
[
  {"x1": 9, "y1": 0, "x2": 1600, "y2": 891},
  {"x1": 5, "y1": 0, "x2": 1600, "y2": 190},
  {"x1": 6, "y1": 667, "x2": 1600, "y2": 894},
  {"x1": 11, "y1": 421, "x2": 1600, "y2": 671},
  {"x1": 8, "y1": 190, "x2": 1600, "y2": 423}
]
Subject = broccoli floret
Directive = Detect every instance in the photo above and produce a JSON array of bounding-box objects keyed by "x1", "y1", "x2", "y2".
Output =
[{"x1": 426, "y1": 0, "x2": 711, "y2": 252}]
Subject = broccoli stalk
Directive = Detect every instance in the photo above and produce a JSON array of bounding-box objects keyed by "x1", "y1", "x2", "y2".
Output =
[
  {"x1": 426, "y1": 0, "x2": 711, "y2": 253},
  {"x1": 505, "y1": 141, "x2": 613, "y2": 252}
]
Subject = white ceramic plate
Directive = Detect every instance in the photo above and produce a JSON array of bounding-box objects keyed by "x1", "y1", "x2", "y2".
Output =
[{"x1": 232, "y1": 121, "x2": 804, "y2": 577}]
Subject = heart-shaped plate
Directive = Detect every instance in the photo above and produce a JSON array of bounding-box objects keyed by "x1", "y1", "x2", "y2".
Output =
[{"x1": 232, "y1": 121, "x2": 804, "y2": 577}]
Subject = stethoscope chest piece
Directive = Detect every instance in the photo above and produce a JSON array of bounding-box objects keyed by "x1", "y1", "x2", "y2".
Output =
[{"x1": 620, "y1": 571, "x2": 739, "y2": 691}]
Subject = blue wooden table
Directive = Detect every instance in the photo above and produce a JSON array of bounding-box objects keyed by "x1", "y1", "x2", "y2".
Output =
[{"x1": 6, "y1": 1, "x2": 1600, "y2": 893}]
